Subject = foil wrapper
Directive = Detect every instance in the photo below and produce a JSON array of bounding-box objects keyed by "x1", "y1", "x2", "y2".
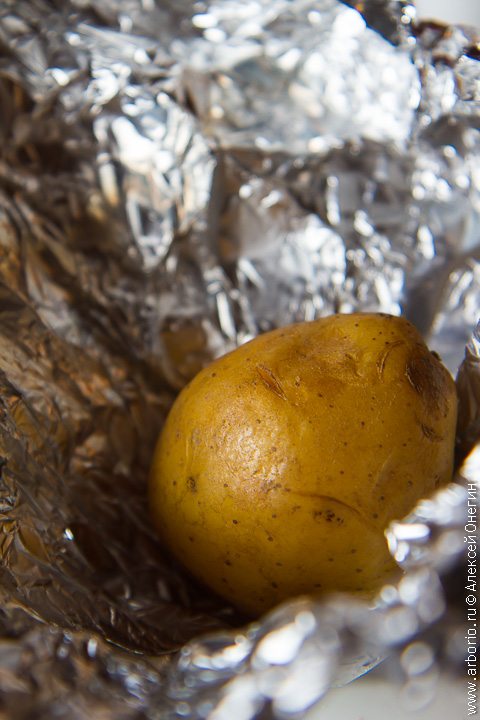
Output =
[{"x1": 0, "y1": 0, "x2": 478, "y2": 717}]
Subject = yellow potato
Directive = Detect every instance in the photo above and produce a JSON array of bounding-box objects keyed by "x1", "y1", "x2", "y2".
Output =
[{"x1": 149, "y1": 313, "x2": 458, "y2": 616}]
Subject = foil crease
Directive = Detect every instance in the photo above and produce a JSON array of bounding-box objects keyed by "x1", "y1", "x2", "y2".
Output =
[{"x1": 0, "y1": 0, "x2": 477, "y2": 718}]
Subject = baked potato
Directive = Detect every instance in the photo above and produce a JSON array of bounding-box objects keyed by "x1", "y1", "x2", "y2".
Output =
[{"x1": 149, "y1": 313, "x2": 457, "y2": 615}]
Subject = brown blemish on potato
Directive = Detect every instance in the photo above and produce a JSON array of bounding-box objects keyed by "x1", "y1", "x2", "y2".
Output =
[
  {"x1": 405, "y1": 350, "x2": 450, "y2": 413},
  {"x1": 295, "y1": 492, "x2": 381, "y2": 532},
  {"x1": 256, "y1": 364, "x2": 287, "y2": 400},
  {"x1": 376, "y1": 340, "x2": 403, "y2": 378},
  {"x1": 186, "y1": 475, "x2": 197, "y2": 493},
  {"x1": 420, "y1": 423, "x2": 444, "y2": 442}
]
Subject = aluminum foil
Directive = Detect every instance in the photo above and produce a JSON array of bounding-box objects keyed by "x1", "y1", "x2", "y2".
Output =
[{"x1": 0, "y1": 0, "x2": 478, "y2": 717}]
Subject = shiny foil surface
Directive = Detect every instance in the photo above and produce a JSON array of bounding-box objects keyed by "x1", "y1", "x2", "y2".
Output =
[{"x1": 0, "y1": 0, "x2": 478, "y2": 717}]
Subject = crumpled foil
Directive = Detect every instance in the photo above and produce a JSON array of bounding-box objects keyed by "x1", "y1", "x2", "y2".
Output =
[{"x1": 0, "y1": 0, "x2": 478, "y2": 717}]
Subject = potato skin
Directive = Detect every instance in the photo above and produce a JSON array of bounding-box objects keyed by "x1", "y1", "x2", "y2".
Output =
[{"x1": 149, "y1": 313, "x2": 458, "y2": 616}]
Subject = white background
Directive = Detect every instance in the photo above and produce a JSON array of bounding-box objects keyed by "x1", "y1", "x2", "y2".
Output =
[{"x1": 416, "y1": 0, "x2": 480, "y2": 26}]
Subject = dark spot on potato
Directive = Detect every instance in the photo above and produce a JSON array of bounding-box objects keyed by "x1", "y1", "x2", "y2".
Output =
[
  {"x1": 407, "y1": 480, "x2": 413, "y2": 487},
  {"x1": 225, "y1": 559, "x2": 232, "y2": 566},
  {"x1": 318, "y1": 392, "x2": 324, "y2": 398},
  {"x1": 314, "y1": 583, "x2": 322, "y2": 588},
  {"x1": 172, "y1": 480, "x2": 177, "y2": 486},
  {"x1": 372, "y1": 513, "x2": 378, "y2": 519},
  {"x1": 267, "y1": 536, "x2": 274, "y2": 542},
  {"x1": 376, "y1": 340, "x2": 403, "y2": 377},
  {"x1": 232, "y1": 519, "x2": 239, "y2": 525},
  {"x1": 329, "y1": 404, "x2": 334, "y2": 409},
  {"x1": 405, "y1": 350, "x2": 450, "y2": 413},
  {"x1": 188, "y1": 536, "x2": 195, "y2": 543},
  {"x1": 350, "y1": 548, "x2": 357, "y2": 554},
  {"x1": 343, "y1": 441, "x2": 348, "y2": 446},
  {"x1": 224, "y1": 483, "x2": 229, "y2": 488},
  {"x1": 276, "y1": 561, "x2": 283, "y2": 567},
  {"x1": 340, "y1": 470, "x2": 345, "y2": 475},
  {"x1": 325, "y1": 510, "x2": 335, "y2": 522},
  {"x1": 211, "y1": 372, "x2": 217, "y2": 377},
  {"x1": 271, "y1": 581, "x2": 278, "y2": 589},
  {"x1": 256, "y1": 364, "x2": 287, "y2": 400},
  {"x1": 361, "y1": 421, "x2": 365, "y2": 427},
  {"x1": 380, "y1": 495, "x2": 385, "y2": 501},
  {"x1": 187, "y1": 476, "x2": 197, "y2": 493},
  {"x1": 272, "y1": 513, "x2": 277, "y2": 519},
  {"x1": 420, "y1": 423, "x2": 444, "y2": 442},
  {"x1": 221, "y1": 577, "x2": 227, "y2": 584},
  {"x1": 328, "y1": 557, "x2": 334, "y2": 562},
  {"x1": 356, "y1": 568, "x2": 363, "y2": 573}
]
